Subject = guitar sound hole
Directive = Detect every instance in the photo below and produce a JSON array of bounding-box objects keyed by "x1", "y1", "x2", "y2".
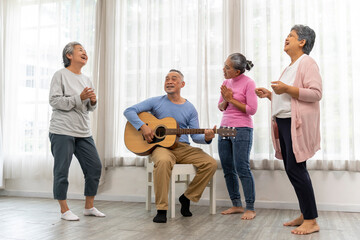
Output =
[{"x1": 155, "y1": 126, "x2": 166, "y2": 138}]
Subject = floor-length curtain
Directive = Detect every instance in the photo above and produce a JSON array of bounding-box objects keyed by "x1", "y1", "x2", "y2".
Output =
[
  {"x1": 0, "y1": 0, "x2": 5, "y2": 187},
  {"x1": 224, "y1": 0, "x2": 283, "y2": 170},
  {"x1": 243, "y1": 0, "x2": 360, "y2": 171},
  {"x1": 93, "y1": 0, "x2": 224, "y2": 167},
  {"x1": 2, "y1": 0, "x2": 97, "y2": 180},
  {"x1": 2, "y1": 0, "x2": 360, "y2": 182}
]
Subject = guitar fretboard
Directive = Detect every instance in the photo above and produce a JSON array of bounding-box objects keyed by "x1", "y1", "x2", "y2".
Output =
[{"x1": 165, "y1": 129, "x2": 212, "y2": 135}]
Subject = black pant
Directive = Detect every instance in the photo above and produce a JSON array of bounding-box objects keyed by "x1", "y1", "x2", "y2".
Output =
[{"x1": 276, "y1": 118, "x2": 318, "y2": 219}]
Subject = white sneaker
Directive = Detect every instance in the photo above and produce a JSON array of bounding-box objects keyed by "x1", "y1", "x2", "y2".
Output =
[
  {"x1": 83, "y1": 207, "x2": 106, "y2": 217},
  {"x1": 61, "y1": 210, "x2": 80, "y2": 221}
]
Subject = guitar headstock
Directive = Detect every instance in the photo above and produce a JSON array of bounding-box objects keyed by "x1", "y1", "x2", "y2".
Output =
[{"x1": 217, "y1": 127, "x2": 237, "y2": 137}]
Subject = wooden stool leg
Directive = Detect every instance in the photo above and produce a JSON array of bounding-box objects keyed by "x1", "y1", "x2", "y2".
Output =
[
  {"x1": 146, "y1": 170, "x2": 152, "y2": 211},
  {"x1": 210, "y1": 172, "x2": 216, "y2": 214}
]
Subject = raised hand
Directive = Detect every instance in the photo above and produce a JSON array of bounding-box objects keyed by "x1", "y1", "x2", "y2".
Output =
[
  {"x1": 90, "y1": 93, "x2": 97, "y2": 105},
  {"x1": 80, "y1": 87, "x2": 95, "y2": 100},
  {"x1": 271, "y1": 81, "x2": 288, "y2": 95},
  {"x1": 221, "y1": 85, "x2": 233, "y2": 102},
  {"x1": 255, "y1": 87, "x2": 272, "y2": 100},
  {"x1": 80, "y1": 87, "x2": 97, "y2": 105}
]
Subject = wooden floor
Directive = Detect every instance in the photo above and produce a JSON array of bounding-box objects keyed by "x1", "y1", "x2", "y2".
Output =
[{"x1": 0, "y1": 196, "x2": 359, "y2": 240}]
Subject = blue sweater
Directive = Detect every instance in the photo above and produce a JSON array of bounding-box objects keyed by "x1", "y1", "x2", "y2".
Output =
[{"x1": 124, "y1": 95, "x2": 209, "y2": 144}]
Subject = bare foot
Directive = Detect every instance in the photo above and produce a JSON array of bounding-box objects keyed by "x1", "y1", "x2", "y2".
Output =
[
  {"x1": 291, "y1": 219, "x2": 320, "y2": 235},
  {"x1": 221, "y1": 206, "x2": 244, "y2": 215},
  {"x1": 241, "y1": 210, "x2": 256, "y2": 220},
  {"x1": 283, "y1": 215, "x2": 304, "y2": 226}
]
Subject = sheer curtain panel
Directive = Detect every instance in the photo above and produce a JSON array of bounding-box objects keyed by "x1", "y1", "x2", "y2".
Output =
[
  {"x1": 93, "y1": 0, "x2": 224, "y2": 167},
  {"x1": 2, "y1": 0, "x2": 360, "y2": 182},
  {"x1": 0, "y1": 0, "x2": 5, "y2": 187},
  {"x1": 244, "y1": 0, "x2": 360, "y2": 171},
  {"x1": 2, "y1": 0, "x2": 97, "y2": 180}
]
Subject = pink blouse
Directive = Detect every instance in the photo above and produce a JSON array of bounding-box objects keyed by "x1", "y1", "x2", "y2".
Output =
[{"x1": 218, "y1": 74, "x2": 258, "y2": 128}]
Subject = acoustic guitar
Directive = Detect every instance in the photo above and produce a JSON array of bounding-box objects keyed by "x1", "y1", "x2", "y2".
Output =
[{"x1": 124, "y1": 112, "x2": 237, "y2": 156}]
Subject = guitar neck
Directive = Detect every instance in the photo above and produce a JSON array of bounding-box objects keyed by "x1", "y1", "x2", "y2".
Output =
[{"x1": 166, "y1": 129, "x2": 214, "y2": 135}]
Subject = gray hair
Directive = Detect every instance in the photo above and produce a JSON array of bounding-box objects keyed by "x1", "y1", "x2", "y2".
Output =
[
  {"x1": 169, "y1": 69, "x2": 184, "y2": 81},
  {"x1": 291, "y1": 25, "x2": 316, "y2": 55},
  {"x1": 228, "y1": 53, "x2": 254, "y2": 74},
  {"x1": 62, "y1": 41, "x2": 82, "y2": 67}
]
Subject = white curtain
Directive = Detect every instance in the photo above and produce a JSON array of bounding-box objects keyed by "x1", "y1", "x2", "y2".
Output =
[
  {"x1": 240, "y1": 0, "x2": 360, "y2": 171},
  {"x1": 0, "y1": 0, "x2": 5, "y2": 187},
  {"x1": 2, "y1": 0, "x2": 360, "y2": 182},
  {"x1": 93, "y1": 0, "x2": 224, "y2": 168},
  {"x1": 2, "y1": 0, "x2": 97, "y2": 179}
]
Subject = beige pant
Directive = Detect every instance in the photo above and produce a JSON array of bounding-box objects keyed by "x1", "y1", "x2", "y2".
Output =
[{"x1": 150, "y1": 142, "x2": 217, "y2": 210}]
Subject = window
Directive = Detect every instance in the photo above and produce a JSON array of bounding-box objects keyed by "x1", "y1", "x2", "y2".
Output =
[
  {"x1": 2, "y1": 0, "x2": 97, "y2": 178},
  {"x1": 3, "y1": 0, "x2": 360, "y2": 178},
  {"x1": 96, "y1": 0, "x2": 224, "y2": 166},
  {"x1": 244, "y1": 0, "x2": 360, "y2": 170}
]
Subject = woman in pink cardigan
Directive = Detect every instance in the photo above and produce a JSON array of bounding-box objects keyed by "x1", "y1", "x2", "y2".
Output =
[{"x1": 255, "y1": 25, "x2": 322, "y2": 235}]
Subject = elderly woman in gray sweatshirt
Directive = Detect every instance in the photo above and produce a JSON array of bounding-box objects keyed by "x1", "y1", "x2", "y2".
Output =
[{"x1": 49, "y1": 42, "x2": 105, "y2": 221}]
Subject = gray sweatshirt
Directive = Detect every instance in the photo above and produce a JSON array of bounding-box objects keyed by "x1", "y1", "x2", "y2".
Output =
[{"x1": 49, "y1": 68, "x2": 97, "y2": 137}]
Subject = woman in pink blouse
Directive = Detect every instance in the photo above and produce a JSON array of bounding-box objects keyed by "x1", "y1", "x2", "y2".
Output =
[
  {"x1": 256, "y1": 25, "x2": 322, "y2": 235},
  {"x1": 218, "y1": 53, "x2": 258, "y2": 220}
]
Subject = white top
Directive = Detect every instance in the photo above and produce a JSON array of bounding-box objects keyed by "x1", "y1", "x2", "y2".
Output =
[
  {"x1": 49, "y1": 68, "x2": 97, "y2": 137},
  {"x1": 272, "y1": 54, "x2": 305, "y2": 118}
]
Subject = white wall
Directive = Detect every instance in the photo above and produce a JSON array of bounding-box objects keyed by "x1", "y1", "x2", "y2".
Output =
[{"x1": 1, "y1": 166, "x2": 360, "y2": 212}]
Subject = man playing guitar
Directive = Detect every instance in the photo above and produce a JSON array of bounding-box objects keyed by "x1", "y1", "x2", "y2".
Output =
[{"x1": 124, "y1": 69, "x2": 217, "y2": 223}]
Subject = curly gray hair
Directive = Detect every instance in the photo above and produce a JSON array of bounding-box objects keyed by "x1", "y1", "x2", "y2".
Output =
[
  {"x1": 291, "y1": 25, "x2": 316, "y2": 55},
  {"x1": 62, "y1": 41, "x2": 82, "y2": 67},
  {"x1": 228, "y1": 53, "x2": 254, "y2": 74}
]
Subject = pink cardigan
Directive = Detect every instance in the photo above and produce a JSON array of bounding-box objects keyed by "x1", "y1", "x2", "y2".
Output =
[{"x1": 271, "y1": 55, "x2": 322, "y2": 163}]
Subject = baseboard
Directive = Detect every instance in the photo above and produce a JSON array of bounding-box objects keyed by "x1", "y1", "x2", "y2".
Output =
[{"x1": 1, "y1": 189, "x2": 359, "y2": 213}]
